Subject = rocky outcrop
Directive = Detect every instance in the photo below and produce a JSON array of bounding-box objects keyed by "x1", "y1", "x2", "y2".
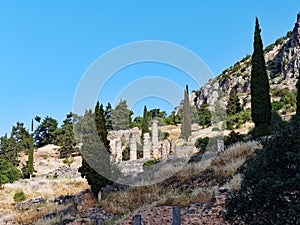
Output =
[{"x1": 192, "y1": 12, "x2": 300, "y2": 110}]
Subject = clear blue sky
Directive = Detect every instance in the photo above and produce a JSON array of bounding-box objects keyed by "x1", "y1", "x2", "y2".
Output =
[{"x1": 0, "y1": 1, "x2": 299, "y2": 135}]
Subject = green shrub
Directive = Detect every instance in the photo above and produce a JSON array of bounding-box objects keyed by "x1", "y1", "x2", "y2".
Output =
[
  {"x1": 194, "y1": 137, "x2": 210, "y2": 154},
  {"x1": 226, "y1": 109, "x2": 251, "y2": 130},
  {"x1": 212, "y1": 127, "x2": 220, "y2": 131},
  {"x1": 272, "y1": 101, "x2": 284, "y2": 111},
  {"x1": 225, "y1": 119, "x2": 300, "y2": 224},
  {"x1": 13, "y1": 190, "x2": 26, "y2": 202},
  {"x1": 122, "y1": 145, "x2": 130, "y2": 161},
  {"x1": 224, "y1": 131, "x2": 245, "y2": 147},
  {"x1": 143, "y1": 159, "x2": 161, "y2": 169},
  {"x1": 158, "y1": 129, "x2": 169, "y2": 141}
]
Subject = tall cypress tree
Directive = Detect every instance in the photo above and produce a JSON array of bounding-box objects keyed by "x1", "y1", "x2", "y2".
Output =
[
  {"x1": 226, "y1": 88, "x2": 241, "y2": 116},
  {"x1": 79, "y1": 103, "x2": 120, "y2": 195},
  {"x1": 250, "y1": 18, "x2": 271, "y2": 135},
  {"x1": 95, "y1": 101, "x2": 110, "y2": 153},
  {"x1": 105, "y1": 103, "x2": 113, "y2": 131},
  {"x1": 181, "y1": 85, "x2": 192, "y2": 141},
  {"x1": 141, "y1": 105, "x2": 150, "y2": 139},
  {"x1": 296, "y1": 68, "x2": 300, "y2": 117}
]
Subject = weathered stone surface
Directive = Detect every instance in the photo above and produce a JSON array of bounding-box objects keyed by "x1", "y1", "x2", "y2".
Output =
[
  {"x1": 143, "y1": 133, "x2": 151, "y2": 159},
  {"x1": 97, "y1": 191, "x2": 102, "y2": 202},
  {"x1": 115, "y1": 140, "x2": 122, "y2": 162},
  {"x1": 172, "y1": 206, "x2": 181, "y2": 225},
  {"x1": 15, "y1": 196, "x2": 46, "y2": 210},
  {"x1": 217, "y1": 139, "x2": 224, "y2": 152},
  {"x1": 129, "y1": 137, "x2": 137, "y2": 160},
  {"x1": 170, "y1": 140, "x2": 176, "y2": 153},
  {"x1": 151, "y1": 120, "x2": 159, "y2": 159},
  {"x1": 134, "y1": 214, "x2": 142, "y2": 225},
  {"x1": 120, "y1": 191, "x2": 231, "y2": 224},
  {"x1": 118, "y1": 158, "x2": 146, "y2": 176},
  {"x1": 161, "y1": 141, "x2": 168, "y2": 160}
]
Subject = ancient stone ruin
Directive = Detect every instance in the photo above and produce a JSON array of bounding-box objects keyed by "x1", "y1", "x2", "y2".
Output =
[{"x1": 111, "y1": 119, "x2": 177, "y2": 163}]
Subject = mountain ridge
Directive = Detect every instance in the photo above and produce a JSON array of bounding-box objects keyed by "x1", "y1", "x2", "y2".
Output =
[{"x1": 191, "y1": 12, "x2": 300, "y2": 111}]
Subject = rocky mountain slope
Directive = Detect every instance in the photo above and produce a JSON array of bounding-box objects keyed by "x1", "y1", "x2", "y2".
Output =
[{"x1": 192, "y1": 12, "x2": 300, "y2": 110}]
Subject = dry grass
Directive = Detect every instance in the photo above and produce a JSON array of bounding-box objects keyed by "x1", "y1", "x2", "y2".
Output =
[
  {"x1": 159, "y1": 186, "x2": 218, "y2": 208},
  {"x1": 99, "y1": 185, "x2": 167, "y2": 215},
  {"x1": 208, "y1": 141, "x2": 260, "y2": 179},
  {"x1": 0, "y1": 144, "x2": 89, "y2": 224},
  {"x1": 7, "y1": 203, "x2": 73, "y2": 225},
  {"x1": 1, "y1": 177, "x2": 89, "y2": 205},
  {"x1": 97, "y1": 141, "x2": 261, "y2": 223}
]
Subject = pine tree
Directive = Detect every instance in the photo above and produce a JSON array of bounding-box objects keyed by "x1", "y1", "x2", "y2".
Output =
[
  {"x1": 181, "y1": 85, "x2": 192, "y2": 141},
  {"x1": 57, "y1": 113, "x2": 79, "y2": 158},
  {"x1": 226, "y1": 88, "x2": 241, "y2": 116},
  {"x1": 34, "y1": 116, "x2": 58, "y2": 147},
  {"x1": 111, "y1": 100, "x2": 133, "y2": 130},
  {"x1": 250, "y1": 18, "x2": 272, "y2": 136},
  {"x1": 141, "y1": 105, "x2": 150, "y2": 139}
]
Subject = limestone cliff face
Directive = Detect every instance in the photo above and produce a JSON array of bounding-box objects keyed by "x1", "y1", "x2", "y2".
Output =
[{"x1": 192, "y1": 12, "x2": 300, "y2": 110}]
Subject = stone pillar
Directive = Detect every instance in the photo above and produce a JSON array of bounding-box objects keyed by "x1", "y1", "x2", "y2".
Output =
[
  {"x1": 170, "y1": 140, "x2": 176, "y2": 153},
  {"x1": 161, "y1": 141, "x2": 168, "y2": 160},
  {"x1": 134, "y1": 215, "x2": 142, "y2": 225},
  {"x1": 217, "y1": 139, "x2": 224, "y2": 152},
  {"x1": 151, "y1": 119, "x2": 159, "y2": 159},
  {"x1": 115, "y1": 140, "x2": 122, "y2": 162},
  {"x1": 143, "y1": 133, "x2": 151, "y2": 159},
  {"x1": 172, "y1": 206, "x2": 181, "y2": 225},
  {"x1": 129, "y1": 137, "x2": 137, "y2": 160}
]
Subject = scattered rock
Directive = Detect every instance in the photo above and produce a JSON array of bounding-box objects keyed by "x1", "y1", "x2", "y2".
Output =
[{"x1": 15, "y1": 196, "x2": 46, "y2": 210}]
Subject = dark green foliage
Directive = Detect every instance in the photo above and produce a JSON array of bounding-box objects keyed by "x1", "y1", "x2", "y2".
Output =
[
  {"x1": 95, "y1": 102, "x2": 110, "y2": 153},
  {"x1": 34, "y1": 116, "x2": 58, "y2": 147},
  {"x1": 226, "y1": 108, "x2": 251, "y2": 130},
  {"x1": 143, "y1": 159, "x2": 161, "y2": 169},
  {"x1": 226, "y1": 88, "x2": 241, "y2": 116},
  {"x1": 250, "y1": 18, "x2": 272, "y2": 136},
  {"x1": 224, "y1": 131, "x2": 245, "y2": 146},
  {"x1": 105, "y1": 102, "x2": 113, "y2": 131},
  {"x1": 78, "y1": 109, "x2": 121, "y2": 195},
  {"x1": 34, "y1": 116, "x2": 41, "y2": 123},
  {"x1": 132, "y1": 116, "x2": 143, "y2": 129},
  {"x1": 137, "y1": 143, "x2": 143, "y2": 159},
  {"x1": 165, "y1": 112, "x2": 181, "y2": 125},
  {"x1": 296, "y1": 69, "x2": 300, "y2": 117},
  {"x1": 194, "y1": 137, "x2": 209, "y2": 154},
  {"x1": 271, "y1": 110, "x2": 286, "y2": 131},
  {"x1": 122, "y1": 145, "x2": 130, "y2": 161},
  {"x1": 147, "y1": 108, "x2": 167, "y2": 119},
  {"x1": 141, "y1": 106, "x2": 150, "y2": 139},
  {"x1": 181, "y1": 85, "x2": 192, "y2": 141},
  {"x1": 271, "y1": 101, "x2": 284, "y2": 111},
  {"x1": 111, "y1": 100, "x2": 133, "y2": 131},
  {"x1": 11, "y1": 122, "x2": 32, "y2": 154},
  {"x1": 197, "y1": 104, "x2": 212, "y2": 127},
  {"x1": 225, "y1": 119, "x2": 300, "y2": 224},
  {"x1": 0, "y1": 159, "x2": 21, "y2": 187},
  {"x1": 0, "y1": 134, "x2": 20, "y2": 166},
  {"x1": 56, "y1": 113, "x2": 79, "y2": 158},
  {"x1": 13, "y1": 190, "x2": 26, "y2": 202},
  {"x1": 31, "y1": 119, "x2": 34, "y2": 132}
]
